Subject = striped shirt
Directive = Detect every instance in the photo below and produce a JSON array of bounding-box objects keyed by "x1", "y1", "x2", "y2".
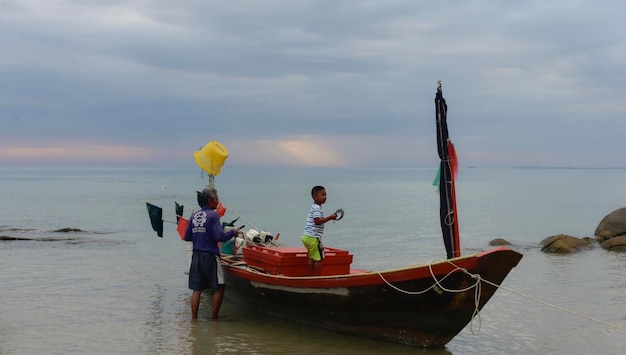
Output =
[{"x1": 303, "y1": 203, "x2": 324, "y2": 238}]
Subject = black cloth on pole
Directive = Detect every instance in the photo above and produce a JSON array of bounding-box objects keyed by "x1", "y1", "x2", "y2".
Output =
[{"x1": 435, "y1": 85, "x2": 456, "y2": 259}]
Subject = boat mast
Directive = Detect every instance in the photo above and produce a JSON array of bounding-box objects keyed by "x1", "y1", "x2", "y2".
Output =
[
  {"x1": 435, "y1": 81, "x2": 461, "y2": 258},
  {"x1": 208, "y1": 174, "x2": 215, "y2": 189}
]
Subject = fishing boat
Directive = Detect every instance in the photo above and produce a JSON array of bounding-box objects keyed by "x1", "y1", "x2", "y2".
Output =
[
  {"x1": 222, "y1": 246, "x2": 520, "y2": 347},
  {"x1": 219, "y1": 82, "x2": 522, "y2": 348},
  {"x1": 149, "y1": 82, "x2": 523, "y2": 347}
]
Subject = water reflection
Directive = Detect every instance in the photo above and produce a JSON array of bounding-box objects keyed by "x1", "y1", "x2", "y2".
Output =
[{"x1": 179, "y1": 294, "x2": 454, "y2": 354}]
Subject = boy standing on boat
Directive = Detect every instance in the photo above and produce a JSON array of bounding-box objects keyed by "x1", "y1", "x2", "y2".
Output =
[
  {"x1": 301, "y1": 186, "x2": 338, "y2": 276},
  {"x1": 184, "y1": 187, "x2": 241, "y2": 320}
]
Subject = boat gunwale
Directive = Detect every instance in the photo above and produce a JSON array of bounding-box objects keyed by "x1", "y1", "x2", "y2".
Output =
[{"x1": 223, "y1": 246, "x2": 521, "y2": 288}]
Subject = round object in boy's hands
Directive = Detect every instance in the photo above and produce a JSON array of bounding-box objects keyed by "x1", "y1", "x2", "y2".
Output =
[{"x1": 335, "y1": 209, "x2": 344, "y2": 220}]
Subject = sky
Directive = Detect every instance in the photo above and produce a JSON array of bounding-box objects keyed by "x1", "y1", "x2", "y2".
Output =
[{"x1": 1, "y1": 1, "x2": 625, "y2": 168}]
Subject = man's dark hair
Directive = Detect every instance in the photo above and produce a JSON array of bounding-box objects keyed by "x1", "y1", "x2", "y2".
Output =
[{"x1": 198, "y1": 188, "x2": 218, "y2": 207}]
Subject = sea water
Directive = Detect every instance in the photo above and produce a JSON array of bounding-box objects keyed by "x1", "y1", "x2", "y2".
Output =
[{"x1": 1, "y1": 166, "x2": 625, "y2": 354}]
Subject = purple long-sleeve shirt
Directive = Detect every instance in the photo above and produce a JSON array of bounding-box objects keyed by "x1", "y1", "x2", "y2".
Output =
[{"x1": 184, "y1": 206, "x2": 236, "y2": 254}]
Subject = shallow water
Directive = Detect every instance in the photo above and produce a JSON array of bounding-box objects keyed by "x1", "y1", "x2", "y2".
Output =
[{"x1": 1, "y1": 167, "x2": 625, "y2": 354}]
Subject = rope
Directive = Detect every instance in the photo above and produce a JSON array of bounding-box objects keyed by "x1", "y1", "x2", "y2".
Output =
[
  {"x1": 377, "y1": 261, "x2": 484, "y2": 333},
  {"x1": 444, "y1": 211, "x2": 455, "y2": 226},
  {"x1": 220, "y1": 203, "x2": 261, "y2": 232},
  {"x1": 377, "y1": 260, "x2": 626, "y2": 334},
  {"x1": 150, "y1": 200, "x2": 263, "y2": 232},
  {"x1": 479, "y1": 277, "x2": 626, "y2": 332}
]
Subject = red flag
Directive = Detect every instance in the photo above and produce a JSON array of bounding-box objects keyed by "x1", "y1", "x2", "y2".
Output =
[
  {"x1": 177, "y1": 216, "x2": 189, "y2": 241},
  {"x1": 216, "y1": 202, "x2": 226, "y2": 217}
]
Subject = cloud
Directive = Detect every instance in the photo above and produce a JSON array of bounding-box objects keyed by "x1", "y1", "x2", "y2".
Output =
[
  {"x1": 1, "y1": 0, "x2": 625, "y2": 168},
  {"x1": 0, "y1": 139, "x2": 155, "y2": 165}
]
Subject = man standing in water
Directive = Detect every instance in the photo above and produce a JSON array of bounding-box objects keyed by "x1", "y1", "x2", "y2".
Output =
[{"x1": 184, "y1": 187, "x2": 240, "y2": 320}]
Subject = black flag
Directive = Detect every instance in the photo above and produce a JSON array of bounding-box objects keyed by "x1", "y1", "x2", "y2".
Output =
[
  {"x1": 175, "y1": 202, "x2": 184, "y2": 223},
  {"x1": 146, "y1": 203, "x2": 164, "y2": 238}
]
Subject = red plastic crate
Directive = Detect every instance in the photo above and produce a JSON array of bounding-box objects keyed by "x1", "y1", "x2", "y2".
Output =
[{"x1": 243, "y1": 245, "x2": 353, "y2": 276}]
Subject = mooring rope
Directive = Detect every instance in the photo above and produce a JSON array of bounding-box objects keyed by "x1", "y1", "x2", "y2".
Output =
[
  {"x1": 377, "y1": 261, "x2": 484, "y2": 333},
  {"x1": 479, "y1": 275, "x2": 626, "y2": 332},
  {"x1": 376, "y1": 260, "x2": 626, "y2": 334}
]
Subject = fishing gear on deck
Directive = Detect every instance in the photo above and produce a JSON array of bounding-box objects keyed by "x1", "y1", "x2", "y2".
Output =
[{"x1": 221, "y1": 217, "x2": 240, "y2": 228}]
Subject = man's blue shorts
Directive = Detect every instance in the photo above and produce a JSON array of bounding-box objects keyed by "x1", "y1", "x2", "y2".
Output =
[{"x1": 189, "y1": 251, "x2": 224, "y2": 291}]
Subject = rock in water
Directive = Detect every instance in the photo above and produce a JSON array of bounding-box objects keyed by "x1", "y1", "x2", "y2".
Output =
[
  {"x1": 595, "y1": 207, "x2": 626, "y2": 242},
  {"x1": 540, "y1": 234, "x2": 594, "y2": 254},
  {"x1": 601, "y1": 236, "x2": 626, "y2": 252}
]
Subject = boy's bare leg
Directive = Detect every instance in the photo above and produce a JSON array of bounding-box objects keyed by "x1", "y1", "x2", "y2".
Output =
[{"x1": 308, "y1": 259, "x2": 322, "y2": 276}]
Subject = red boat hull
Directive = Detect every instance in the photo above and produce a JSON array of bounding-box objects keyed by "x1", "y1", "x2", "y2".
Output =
[{"x1": 222, "y1": 246, "x2": 522, "y2": 347}]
